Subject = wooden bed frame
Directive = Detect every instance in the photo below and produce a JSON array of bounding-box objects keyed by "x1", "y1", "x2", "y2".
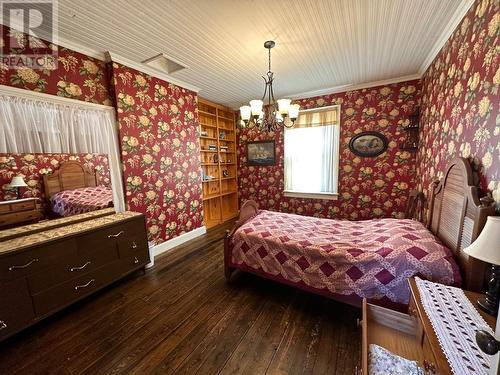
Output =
[
  {"x1": 224, "y1": 157, "x2": 496, "y2": 295},
  {"x1": 43, "y1": 161, "x2": 97, "y2": 199}
]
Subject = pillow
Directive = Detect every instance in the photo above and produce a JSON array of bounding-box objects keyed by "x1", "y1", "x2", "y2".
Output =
[{"x1": 369, "y1": 344, "x2": 424, "y2": 375}]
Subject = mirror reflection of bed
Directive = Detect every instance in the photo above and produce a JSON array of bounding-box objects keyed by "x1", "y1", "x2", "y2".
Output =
[
  {"x1": 0, "y1": 157, "x2": 114, "y2": 230},
  {"x1": 43, "y1": 160, "x2": 114, "y2": 219}
]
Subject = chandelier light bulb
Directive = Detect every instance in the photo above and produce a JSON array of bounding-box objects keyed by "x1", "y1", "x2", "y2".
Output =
[
  {"x1": 249, "y1": 100, "x2": 263, "y2": 117},
  {"x1": 239, "y1": 105, "x2": 251, "y2": 121},
  {"x1": 289, "y1": 104, "x2": 300, "y2": 120},
  {"x1": 277, "y1": 99, "x2": 291, "y2": 115}
]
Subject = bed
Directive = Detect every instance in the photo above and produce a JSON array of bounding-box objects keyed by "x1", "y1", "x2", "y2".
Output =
[
  {"x1": 224, "y1": 157, "x2": 496, "y2": 308},
  {"x1": 43, "y1": 161, "x2": 114, "y2": 217}
]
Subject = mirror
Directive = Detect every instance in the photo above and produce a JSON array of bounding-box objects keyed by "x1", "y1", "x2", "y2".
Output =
[{"x1": 0, "y1": 153, "x2": 115, "y2": 231}]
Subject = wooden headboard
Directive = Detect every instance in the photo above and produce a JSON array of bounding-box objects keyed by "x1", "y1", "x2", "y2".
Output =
[
  {"x1": 427, "y1": 157, "x2": 496, "y2": 292},
  {"x1": 43, "y1": 161, "x2": 97, "y2": 198}
]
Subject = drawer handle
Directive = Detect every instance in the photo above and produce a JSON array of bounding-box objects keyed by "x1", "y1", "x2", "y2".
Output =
[
  {"x1": 108, "y1": 231, "x2": 124, "y2": 238},
  {"x1": 8, "y1": 258, "x2": 39, "y2": 271},
  {"x1": 0, "y1": 321, "x2": 6, "y2": 331},
  {"x1": 132, "y1": 242, "x2": 138, "y2": 249},
  {"x1": 134, "y1": 257, "x2": 139, "y2": 264},
  {"x1": 70, "y1": 261, "x2": 91, "y2": 272},
  {"x1": 74, "y1": 279, "x2": 95, "y2": 290}
]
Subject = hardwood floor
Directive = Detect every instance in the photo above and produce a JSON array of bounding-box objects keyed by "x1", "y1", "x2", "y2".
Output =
[{"x1": 0, "y1": 222, "x2": 361, "y2": 374}]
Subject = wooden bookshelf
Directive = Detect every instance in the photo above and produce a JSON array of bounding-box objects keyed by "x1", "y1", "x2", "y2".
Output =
[{"x1": 198, "y1": 98, "x2": 238, "y2": 228}]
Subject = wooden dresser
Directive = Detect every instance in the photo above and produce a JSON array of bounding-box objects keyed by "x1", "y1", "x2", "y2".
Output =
[
  {"x1": 0, "y1": 198, "x2": 43, "y2": 229},
  {"x1": 0, "y1": 211, "x2": 150, "y2": 342},
  {"x1": 361, "y1": 277, "x2": 496, "y2": 374}
]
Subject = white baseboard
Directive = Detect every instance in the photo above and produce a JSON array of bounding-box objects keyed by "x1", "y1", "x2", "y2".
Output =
[{"x1": 152, "y1": 226, "x2": 207, "y2": 258}]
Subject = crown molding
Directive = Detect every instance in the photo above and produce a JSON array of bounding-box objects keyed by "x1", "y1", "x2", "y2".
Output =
[
  {"x1": 418, "y1": 0, "x2": 474, "y2": 75},
  {"x1": 106, "y1": 52, "x2": 201, "y2": 93},
  {"x1": 282, "y1": 73, "x2": 421, "y2": 102}
]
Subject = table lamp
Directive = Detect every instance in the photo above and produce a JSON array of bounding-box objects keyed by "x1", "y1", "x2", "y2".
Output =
[
  {"x1": 464, "y1": 216, "x2": 500, "y2": 316},
  {"x1": 9, "y1": 175, "x2": 27, "y2": 199}
]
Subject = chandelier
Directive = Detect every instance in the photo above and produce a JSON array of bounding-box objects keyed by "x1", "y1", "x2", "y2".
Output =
[{"x1": 239, "y1": 41, "x2": 300, "y2": 132}]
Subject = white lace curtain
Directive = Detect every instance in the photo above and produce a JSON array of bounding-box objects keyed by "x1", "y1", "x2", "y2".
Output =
[{"x1": 0, "y1": 88, "x2": 125, "y2": 212}]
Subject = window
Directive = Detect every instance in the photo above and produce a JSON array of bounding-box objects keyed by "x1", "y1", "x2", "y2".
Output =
[{"x1": 284, "y1": 105, "x2": 340, "y2": 200}]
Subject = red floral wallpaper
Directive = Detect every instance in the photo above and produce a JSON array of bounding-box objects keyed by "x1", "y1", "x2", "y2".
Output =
[
  {"x1": 1, "y1": 25, "x2": 112, "y2": 106},
  {"x1": 110, "y1": 62, "x2": 203, "y2": 244},
  {"x1": 0, "y1": 153, "x2": 111, "y2": 203},
  {"x1": 416, "y1": 0, "x2": 499, "y2": 209},
  {"x1": 237, "y1": 80, "x2": 420, "y2": 220}
]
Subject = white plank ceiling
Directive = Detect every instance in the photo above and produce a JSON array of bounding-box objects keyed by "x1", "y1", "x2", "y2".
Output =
[{"x1": 41, "y1": 0, "x2": 473, "y2": 107}]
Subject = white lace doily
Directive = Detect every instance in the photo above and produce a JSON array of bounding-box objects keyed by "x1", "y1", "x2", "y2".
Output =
[{"x1": 415, "y1": 277, "x2": 493, "y2": 375}]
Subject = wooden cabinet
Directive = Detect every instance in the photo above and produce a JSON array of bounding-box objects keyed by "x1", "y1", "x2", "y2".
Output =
[
  {"x1": 361, "y1": 278, "x2": 496, "y2": 375},
  {"x1": 0, "y1": 198, "x2": 43, "y2": 229},
  {"x1": 198, "y1": 98, "x2": 238, "y2": 228},
  {"x1": 0, "y1": 212, "x2": 149, "y2": 341}
]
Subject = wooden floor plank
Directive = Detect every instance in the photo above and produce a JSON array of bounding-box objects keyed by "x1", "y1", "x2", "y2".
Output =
[{"x1": 0, "y1": 221, "x2": 361, "y2": 375}]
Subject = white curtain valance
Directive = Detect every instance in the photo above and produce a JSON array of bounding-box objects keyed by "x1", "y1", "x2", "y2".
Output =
[
  {"x1": 0, "y1": 89, "x2": 125, "y2": 212},
  {"x1": 293, "y1": 105, "x2": 340, "y2": 128}
]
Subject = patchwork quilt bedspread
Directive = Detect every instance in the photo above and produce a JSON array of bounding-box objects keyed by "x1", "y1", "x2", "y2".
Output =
[
  {"x1": 50, "y1": 186, "x2": 113, "y2": 217},
  {"x1": 230, "y1": 210, "x2": 461, "y2": 305}
]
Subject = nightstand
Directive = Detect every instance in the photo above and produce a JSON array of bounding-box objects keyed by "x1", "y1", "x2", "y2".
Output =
[
  {"x1": 0, "y1": 198, "x2": 43, "y2": 229},
  {"x1": 360, "y1": 277, "x2": 496, "y2": 374}
]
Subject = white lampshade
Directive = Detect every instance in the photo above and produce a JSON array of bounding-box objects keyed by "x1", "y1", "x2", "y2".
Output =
[
  {"x1": 277, "y1": 99, "x2": 291, "y2": 115},
  {"x1": 249, "y1": 100, "x2": 263, "y2": 116},
  {"x1": 275, "y1": 111, "x2": 283, "y2": 121},
  {"x1": 464, "y1": 216, "x2": 500, "y2": 265},
  {"x1": 240, "y1": 105, "x2": 251, "y2": 121},
  {"x1": 289, "y1": 104, "x2": 300, "y2": 120},
  {"x1": 9, "y1": 175, "x2": 27, "y2": 187}
]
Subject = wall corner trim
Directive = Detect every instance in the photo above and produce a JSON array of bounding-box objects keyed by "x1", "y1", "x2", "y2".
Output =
[
  {"x1": 418, "y1": 0, "x2": 474, "y2": 76},
  {"x1": 106, "y1": 51, "x2": 201, "y2": 93},
  {"x1": 152, "y1": 226, "x2": 207, "y2": 258}
]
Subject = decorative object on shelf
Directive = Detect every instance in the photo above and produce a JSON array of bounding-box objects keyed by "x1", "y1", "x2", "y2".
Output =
[
  {"x1": 219, "y1": 131, "x2": 225, "y2": 140},
  {"x1": 8, "y1": 175, "x2": 28, "y2": 199},
  {"x1": 200, "y1": 130, "x2": 208, "y2": 137},
  {"x1": 222, "y1": 170, "x2": 229, "y2": 177},
  {"x1": 213, "y1": 154, "x2": 219, "y2": 163},
  {"x1": 220, "y1": 145, "x2": 228, "y2": 152},
  {"x1": 401, "y1": 107, "x2": 420, "y2": 151},
  {"x1": 246, "y1": 140, "x2": 276, "y2": 166},
  {"x1": 464, "y1": 216, "x2": 500, "y2": 316},
  {"x1": 208, "y1": 144, "x2": 217, "y2": 151},
  {"x1": 239, "y1": 41, "x2": 300, "y2": 132},
  {"x1": 349, "y1": 131, "x2": 388, "y2": 157}
]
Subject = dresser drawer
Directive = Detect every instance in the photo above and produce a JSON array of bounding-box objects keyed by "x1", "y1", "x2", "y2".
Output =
[
  {"x1": 10, "y1": 200, "x2": 36, "y2": 212},
  {"x1": 117, "y1": 232, "x2": 148, "y2": 259},
  {"x1": 0, "y1": 210, "x2": 42, "y2": 227},
  {"x1": 0, "y1": 279, "x2": 35, "y2": 341},
  {"x1": 32, "y1": 259, "x2": 129, "y2": 317},
  {"x1": 27, "y1": 245, "x2": 120, "y2": 294},
  {"x1": 0, "y1": 239, "x2": 77, "y2": 281},
  {"x1": 361, "y1": 300, "x2": 439, "y2": 375}
]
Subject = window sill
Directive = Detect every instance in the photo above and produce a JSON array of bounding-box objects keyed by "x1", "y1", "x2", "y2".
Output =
[{"x1": 283, "y1": 191, "x2": 339, "y2": 201}]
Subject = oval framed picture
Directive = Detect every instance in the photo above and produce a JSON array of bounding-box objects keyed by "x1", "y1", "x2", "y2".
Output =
[{"x1": 349, "y1": 131, "x2": 388, "y2": 157}]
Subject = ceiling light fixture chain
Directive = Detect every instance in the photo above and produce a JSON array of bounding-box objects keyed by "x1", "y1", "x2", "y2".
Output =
[{"x1": 239, "y1": 40, "x2": 300, "y2": 132}]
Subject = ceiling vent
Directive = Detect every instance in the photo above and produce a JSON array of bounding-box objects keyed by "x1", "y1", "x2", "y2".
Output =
[{"x1": 142, "y1": 53, "x2": 188, "y2": 74}]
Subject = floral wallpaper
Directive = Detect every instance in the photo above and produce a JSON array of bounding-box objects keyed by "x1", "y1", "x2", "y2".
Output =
[
  {"x1": 110, "y1": 62, "x2": 203, "y2": 244},
  {"x1": 0, "y1": 153, "x2": 111, "y2": 204},
  {"x1": 237, "y1": 80, "x2": 420, "y2": 220},
  {"x1": 0, "y1": 25, "x2": 112, "y2": 106},
  {"x1": 416, "y1": 0, "x2": 499, "y2": 209}
]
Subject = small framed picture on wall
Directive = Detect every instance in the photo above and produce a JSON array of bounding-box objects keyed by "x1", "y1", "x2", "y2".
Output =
[{"x1": 246, "y1": 140, "x2": 276, "y2": 166}]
